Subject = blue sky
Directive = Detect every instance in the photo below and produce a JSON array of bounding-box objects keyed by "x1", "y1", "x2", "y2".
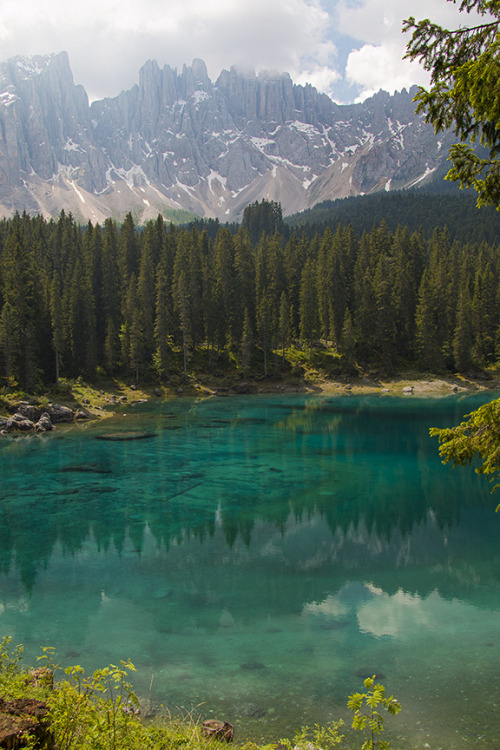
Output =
[{"x1": 0, "y1": 0, "x2": 475, "y2": 104}]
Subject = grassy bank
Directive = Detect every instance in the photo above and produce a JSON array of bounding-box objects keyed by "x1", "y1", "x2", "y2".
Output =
[
  {"x1": 0, "y1": 637, "x2": 400, "y2": 750},
  {"x1": 1, "y1": 364, "x2": 498, "y2": 425}
]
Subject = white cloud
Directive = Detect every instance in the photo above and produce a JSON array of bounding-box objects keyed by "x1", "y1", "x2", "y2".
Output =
[
  {"x1": 345, "y1": 42, "x2": 429, "y2": 101},
  {"x1": 336, "y1": 0, "x2": 488, "y2": 101},
  {"x1": 295, "y1": 65, "x2": 341, "y2": 98},
  {"x1": 336, "y1": 0, "x2": 485, "y2": 46},
  {"x1": 0, "y1": 0, "x2": 338, "y2": 102},
  {"x1": 0, "y1": 0, "x2": 488, "y2": 104},
  {"x1": 356, "y1": 585, "x2": 500, "y2": 640}
]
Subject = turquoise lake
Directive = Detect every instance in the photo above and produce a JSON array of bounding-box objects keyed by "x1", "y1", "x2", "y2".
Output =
[{"x1": 0, "y1": 392, "x2": 499, "y2": 748}]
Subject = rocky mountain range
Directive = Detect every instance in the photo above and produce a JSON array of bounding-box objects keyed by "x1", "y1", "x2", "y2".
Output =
[{"x1": 0, "y1": 51, "x2": 455, "y2": 223}]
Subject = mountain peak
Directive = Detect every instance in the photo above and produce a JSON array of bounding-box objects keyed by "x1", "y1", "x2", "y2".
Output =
[{"x1": 0, "y1": 52, "x2": 453, "y2": 223}]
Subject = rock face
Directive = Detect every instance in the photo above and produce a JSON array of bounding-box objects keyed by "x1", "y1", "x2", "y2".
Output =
[
  {"x1": 0, "y1": 53, "x2": 455, "y2": 222},
  {"x1": 0, "y1": 698, "x2": 53, "y2": 749}
]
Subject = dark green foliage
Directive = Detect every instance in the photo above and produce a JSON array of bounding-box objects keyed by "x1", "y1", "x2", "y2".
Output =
[
  {"x1": 286, "y1": 191, "x2": 500, "y2": 243},
  {"x1": 0, "y1": 205, "x2": 499, "y2": 389},
  {"x1": 242, "y1": 199, "x2": 284, "y2": 244},
  {"x1": 404, "y1": 0, "x2": 500, "y2": 209},
  {"x1": 430, "y1": 397, "x2": 500, "y2": 496}
]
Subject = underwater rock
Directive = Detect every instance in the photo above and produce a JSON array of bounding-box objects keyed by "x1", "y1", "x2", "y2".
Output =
[
  {"x1": 96, "y1": 431, "x2": 156, "y2": 441},
  {"x1": 202, "y1": 719, "x2": 234, "y2": 743},
  {"x1": 233, "y1": 703, "x2": 267, "y2": 718},
  {"x1": 60, "y1": 463, "x2": 112, "y2": 474},
  {"x1": 219, "y1": 610, "x2": 235, "y2": 629}
]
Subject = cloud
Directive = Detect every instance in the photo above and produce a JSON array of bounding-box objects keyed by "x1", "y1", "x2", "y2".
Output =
[
  {"x1": 336, "y1": 0, "x2": 488, "y2": 101},
  {"x1": 0, "y1": 0, "x2": 339, "y2": 102},
  {"x1": 0, "y1": 0, "x2": 487, "y2": 104},
  {"x1": 345, "y1": 43, "x2": 428, "y2": 101},
  {"x1": 295, "y1": 65, "x2": 341, "y2": 97},
  {"x1": 356, "y1": 584, "x2": 500, "y2": 640}
]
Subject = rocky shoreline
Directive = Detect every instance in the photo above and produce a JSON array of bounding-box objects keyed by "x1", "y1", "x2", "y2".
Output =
[
  {"x1": 0, "y1": 401, "x2": 91, "y2": 435},
  {"x1": 1, "y1": 372, "x2": 498, "y2": 436}
]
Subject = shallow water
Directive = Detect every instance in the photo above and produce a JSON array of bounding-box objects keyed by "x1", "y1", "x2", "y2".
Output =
[{"x1": 0, "y1": 393, "x2": 499, "y2": 748}]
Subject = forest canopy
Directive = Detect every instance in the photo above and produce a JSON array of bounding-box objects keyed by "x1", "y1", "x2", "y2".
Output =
[{"x1": 0, "y1": 207, "x2": 499, "y2": 392}]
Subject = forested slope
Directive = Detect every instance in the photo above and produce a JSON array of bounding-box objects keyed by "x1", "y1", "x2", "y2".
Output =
[
  {"x1": 0, "y1": 207, "x2": 498, "y2": 391},
  {"x1": 286, "y1": 191, "x2": 500, "y2": 245}
]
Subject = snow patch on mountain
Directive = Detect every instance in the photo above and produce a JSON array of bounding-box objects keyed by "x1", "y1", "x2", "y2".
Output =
[{"x1": 0, "y1": 53, "x2": 455, "y2": 223}]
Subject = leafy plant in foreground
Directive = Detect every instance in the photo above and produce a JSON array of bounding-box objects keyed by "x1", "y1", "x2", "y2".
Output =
[
  {"x1": 278, "y1": 720, "x2": 344, "y2": 750},
  {"x1": 0, "y1": 635, "x2": 25, "y2": 698},
  {"x1": 46, "y1": 660, "x2": 147, "y2": 750},
  {"x1": 347, "y1": 675, "x2": 401, "y2": 750}
]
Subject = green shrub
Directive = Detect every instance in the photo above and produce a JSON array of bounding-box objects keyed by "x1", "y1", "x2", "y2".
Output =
[
  {"x1": 347, "y1": 675, "x2": 401, "y2": 750},
  {"x1": 0, "y1": 640, "x2": 403, "y2": 750}
]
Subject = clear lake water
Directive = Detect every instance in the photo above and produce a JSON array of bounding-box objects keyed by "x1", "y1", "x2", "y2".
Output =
[{"x1": 0, "y1": 392, "x2": 499, "y2": 749}]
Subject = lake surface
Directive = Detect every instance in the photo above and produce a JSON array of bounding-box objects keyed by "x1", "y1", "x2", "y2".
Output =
[{"x1": 0, "y1": 392, "x2": 499, "y2": 748}]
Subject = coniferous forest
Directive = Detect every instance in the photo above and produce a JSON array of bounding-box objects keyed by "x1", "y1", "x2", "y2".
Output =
[{"x1": 0, "y1": 200, "x2": 499, "y2": 392}]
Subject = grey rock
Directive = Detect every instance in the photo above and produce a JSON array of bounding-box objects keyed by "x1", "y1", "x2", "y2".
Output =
[
  {"x1": 74, "y1": 409, "x2": 90, "y2": 420},
  {"x1": 0, "y1": 53, "x2": 456, "y2": 222},
  {"x1": 46, "y1": 403, "x2": 74, "y2": 422},
  {"x1": 6, "y1": 413, "x2": 35, "y2": 431},
  {"x1": 35, "y1": 413, "x2": 53, "y2": 432},
  {"x1": 16, "y1": 403, "x2": 44, "y2": 421},
  {"x1": 233, "y1": 382, "x2": 250, "y2": 394},
  {"x1": 233, "y1": 702, "x2": 267, "y2": 718}
]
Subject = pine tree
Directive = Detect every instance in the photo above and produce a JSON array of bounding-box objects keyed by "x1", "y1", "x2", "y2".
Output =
[
  {"x1": 118, "y1": 212, "x2": 140, "y2": 286},
  {"x1": 453, "y1": 281, "x2": 474, "y2": 371},
  {"x1": 153, "y1": 261, "x2": 171, "y2": 380},
  {"x1": 299, "y1": 258, "x2": 318, "y2": 348},
  {"x1": 0, "y1": 302, "x2": 19, "y2": 388},
  {"x1": 175, "y1": 269, "x2": 191, "y2": 377},
  {"x1": 415, "y1": 269, "x2": 443, "y2": 371},
  {"x1": 212, "y1": 227, "x2": 236, "y2": 349},
  {"x1": 101, "y1": 219, "x2": 121, "y2": 371},
  {"x1": 240, "y1": 307, "x2": 254, "y2": 373},
  {"x1": 137, "y1": 231, "x2": 156, "y2": 359},
  {"x1": 404, "y1": 0, "x2": 500, "y2": 208},
  {"x1": 340, "y1": 308, "x2": 357, "y2": 376},
  {"x1": 49, "y1": 275, "x2": 65, "y2": 384},
  {"x1": 0, "y1": 228, "x2": 38, "y2": 389},
  {"x1": 278, "y1": 291, "x2": 291, "y2": 361}
]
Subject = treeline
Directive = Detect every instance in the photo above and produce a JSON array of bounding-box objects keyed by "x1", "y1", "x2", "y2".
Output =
[
  {"x1": 0, "y1": 207, "x2": 499, "y2": 391},
  {"x1": 287, "y1": 191, "x2": 500, "y2": 245}
]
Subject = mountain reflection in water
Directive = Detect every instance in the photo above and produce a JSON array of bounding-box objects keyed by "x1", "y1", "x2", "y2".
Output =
[{"x1": 0, "y1": 393, "x2": 499, "y2": 748}]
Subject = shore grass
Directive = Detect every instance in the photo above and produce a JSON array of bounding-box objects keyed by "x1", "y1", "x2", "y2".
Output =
[{"x1": 1, "y1": 349, "x2": 499, "y2": 421}]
